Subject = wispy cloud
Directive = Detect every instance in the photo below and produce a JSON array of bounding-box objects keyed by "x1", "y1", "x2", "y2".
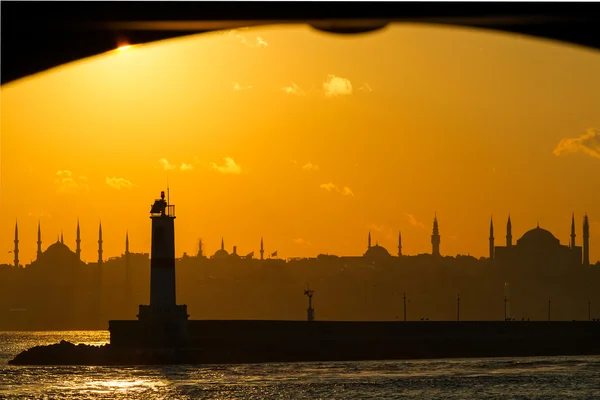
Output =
[
  {"x1": 320, "y1": 182, "x2": 338, "y2": 192},
  {"x1": 405, "y1": 213, "x2": 425, "y2": 229},
  {"x1": 159, "y1": 158, "x2": 177, "y2": 171},
  {"x1": 341, "y1": 186, "x2": 354, "y2": 196},
  {"x1": 319, "y1": 182, "x2": 354, "y2": 196},
  {"x1": 293, "y1": 237, "x2": 313, "y2": 246},
  {"x1": 54, "y1": 170, "x2": 89, "y2": 193},
  {"x1": 106, "y1": 177, "x2": 133, "y2": 190},
  {"x1": 358, "y1": 83, "x2": 373, "y2": 92},
  {"x1": 323, "y1": 74, "x2": 353, "y2": 97},
  {"x1": 281, "y1": 83, "x2": 305, "y2": 96},
  {"x1": 211, "y1": 157, "x2": 242, "y2": 174},
  {"x1": 553, "y1": 128, "x2": 600, "y2": 160},
  {"x1": 233, "y1": 81, "x2": 253, "y2": 91},
  {"x1": 180, "y1": 163, "x2": 194, "y2": 171},
  {"x1": 228, "y1": 29, "x2": 268, "y2": 48},
  {"x1": 256, "y1": 36, "x2": 268, "y2": 47},
  {"x1": 302, "y1": 162, "x2": 319, "y2": 171}
]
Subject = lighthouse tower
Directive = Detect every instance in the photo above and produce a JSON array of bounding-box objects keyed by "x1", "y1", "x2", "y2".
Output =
[{"x1": 137, "y1": 190, "x2": 189, "y2": 347}]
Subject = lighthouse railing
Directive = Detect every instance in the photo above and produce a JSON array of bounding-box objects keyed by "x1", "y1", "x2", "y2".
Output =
[{"x1": 166, "y1": 205, "x2": 176, "y2": 217}]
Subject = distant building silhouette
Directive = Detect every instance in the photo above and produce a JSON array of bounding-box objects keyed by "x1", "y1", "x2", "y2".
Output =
[
  {"x1": 212, "y1": 237, "x2": 230, "y2": 259},
  {"x1": 76, "y1": 219, "x2": 81, "y2": 261},
  {"x1": 398, "y1": 231, "x2": 402, "y2": 257},
  {"x1": 98, "y1": 222, "x2": 103, "y2": 264},
  {"x1": 431, "y1": 213, "x2": 441, "y2": 257},
  {"x1": 14, "y1": 220, "x2": 19, "y2": 268},
  {"x1": 507, "y1": 215, "x2": 513, "y2": 247},
  {"x1": 36, "y1": 221, "x2": 42, "y2": 259},
  {"x1": 260, "y1": 237, "x2": 264, "y2": 260},
  {"x1": 494, "y1": 215, "x2": 585, "y2": 266}
]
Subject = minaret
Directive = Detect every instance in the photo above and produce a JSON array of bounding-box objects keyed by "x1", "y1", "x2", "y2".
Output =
[
  {"x1": 260, "y1": 237, "x2": 264, "y2": 260},
  {"x1": 570, "y1": 213, "x2": 576, "y2": 249},
  {"x1": 76, "y1": 219, "x2": 81, "y2": 261},
  {"x1": 14, "y1": 220, "x2": 19, "y2": 268},
  {"x1": 398, "y1": 231, "x2": 402, "y2": 257},
  {"x1": 98, "y1": 221, "x2": 103, "y2": 264},
  {"x1": 125, "y1": 230, "x2": 132, "y2": 311},
  {"x1": 506, "y1": 215, "x2": 513, "y2": 247},
  {"x1": 583, "y1": 214, "x2": 590, "y2": 266},
  {"x1": 37, "y1": 221, "x2": 42, "y2": 259},
  {"x1": 431, "y1": 213, "x2": 440, "y2": 257},
  {"x1": 368, "y1": 231, "x2": 372, "y2": 249},
  {"x1": 60, "y1": 230, "x2": 64, "y2": 244},
  {"x1": 489, "y1": 217, "x2": 495, "y2": 260},
  {"x1": 221, "y1": 237, "x2": 225, "y2": 251}
]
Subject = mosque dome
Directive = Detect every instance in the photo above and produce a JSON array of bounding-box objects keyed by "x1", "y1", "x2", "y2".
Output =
[
  {"x1": 363, "y1": 244, "x2": 391, "y2": 259},
  {"x1": 212, "y1": 249, "x2": 230, "y2": 259},
  {"x1": 44, "y1": 241, "x2": 72, "y2": 255},
  {"x1": 517, "y1": 226, "x2": 560, "y2": 247}
]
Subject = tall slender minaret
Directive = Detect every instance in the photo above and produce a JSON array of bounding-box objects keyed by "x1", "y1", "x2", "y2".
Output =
[
  {"x1": 583, "y1": 214, "x2": 590, "y2": 266},
  {"x1": 125, "y1": 230, "x2": 132, "y2": 310},
  {"x1": 431, "y1": 213, "x2": 441, "y2": 257},
  {"x1": 570, "y1": 213, "x2": 576, "y2": 249},
  {"x1": 260, "y1": 237, "x2": 264, "y2": 260},
  {"x1": 368, "y1": 231, "x2": 372, "y2": 249},
  {"x1": 76, "y1": 219, "x2": 81, "y2": 261},
  {"x1": 398, "y1": 231, "x2": 402, "y2": 257},
  {"x1": 14, "y1": 220, "x2": 19, "y2": 268},
  {"x1": 506, "y1": 215, "x2": 513, "y2": 247},
  {"x1": 37, "y1": 221, "x2": 42, "y2": 259},
  {"x1": 60, "y1": 230, "x2": 64, "y2": 244},
  {"x1": 489, "y1": 217, "x2": 495, "y2": 260},
  {"x1": 221, "y1": 237, "x2": 225, "y2": 251},
  {"x1": 98, "y1": 221, "x2": 103, "y2": 264}
]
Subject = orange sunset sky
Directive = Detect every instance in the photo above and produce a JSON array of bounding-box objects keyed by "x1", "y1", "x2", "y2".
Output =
[{"x1": 1, "y1": 23, "x2": 599, "y2": 264}]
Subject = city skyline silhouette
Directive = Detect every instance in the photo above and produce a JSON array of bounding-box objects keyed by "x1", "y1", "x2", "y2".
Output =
[{"x1": 4, "y1": 210, "x2": 597, "y2": 265}]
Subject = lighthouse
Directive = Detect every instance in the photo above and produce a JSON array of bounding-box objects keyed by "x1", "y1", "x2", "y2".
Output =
[{"x1": 136, "y1": 190, "x2": 189, "y2": 347}]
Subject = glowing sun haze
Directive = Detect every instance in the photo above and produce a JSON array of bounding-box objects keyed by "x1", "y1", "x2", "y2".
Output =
[{"x1": 1, "y1": 24, "x2": 599, "y2": 264}]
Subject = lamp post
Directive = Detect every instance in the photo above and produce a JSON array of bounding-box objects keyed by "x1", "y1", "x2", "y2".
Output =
[
  {"x1": 589, "y1": 299, "x2": 592, "y2": 322},
  {"x1": 457, "y1": 293, "x2": 460, "y2": 322},
  {"x1": 504, "y1": 295, "x2": 508, "y2": 321},
  {"x1": 548, "y1": 298, "x2": 551, "y2": 321}
]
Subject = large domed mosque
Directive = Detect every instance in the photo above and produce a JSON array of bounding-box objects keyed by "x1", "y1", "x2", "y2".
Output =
[{"x1": 491, "y1": 214, "x2": 591, "y2": 267}]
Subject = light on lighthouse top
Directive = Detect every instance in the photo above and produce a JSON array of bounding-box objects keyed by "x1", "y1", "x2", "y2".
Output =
[{"x1": 150, "y1": 191, "x2": 176, "y2": 218}]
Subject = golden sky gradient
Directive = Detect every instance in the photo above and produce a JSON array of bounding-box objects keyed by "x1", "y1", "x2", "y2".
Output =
[{"x1": 1, "y1": 24, "x2": 599, "y2": 264}]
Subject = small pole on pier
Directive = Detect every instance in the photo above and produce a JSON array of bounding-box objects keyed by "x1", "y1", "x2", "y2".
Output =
[
  {"x1": 457, "y1": 293, "x2": 460, "y2": 322},
  {"x1": 504, "y1": 296, "x2": 508, "y2": 321},
  {"x1": 548, "y1": 298, "x2": 551, "y2": 321},
  {"x1": 304, "y1": 285, "x2": 315, "y2": 322},
  {"x1": 403, "y1": 292, "x2": 407, "y2": 322}
]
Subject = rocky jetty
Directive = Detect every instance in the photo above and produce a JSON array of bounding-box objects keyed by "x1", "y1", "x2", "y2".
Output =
[
  {"x1": 8, "y1": 341, "x2": 210, "y2": 366},
  {"x1": 9, "y1": 341, "x2": 112, "y2": 365}
]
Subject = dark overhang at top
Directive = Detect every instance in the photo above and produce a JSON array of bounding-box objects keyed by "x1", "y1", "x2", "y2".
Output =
[{"x1": 2, "y1": 2, "x2": 599, "y2": 85}]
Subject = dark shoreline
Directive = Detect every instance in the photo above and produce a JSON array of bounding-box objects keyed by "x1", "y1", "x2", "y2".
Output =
[{"x1": 9, "y1": 339, "x2": 600, "y2": 366}]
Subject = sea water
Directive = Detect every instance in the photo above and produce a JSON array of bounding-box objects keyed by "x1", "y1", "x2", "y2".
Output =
[{"x1": 1, "y1": 331, "x2": 599, "y2": 399}]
